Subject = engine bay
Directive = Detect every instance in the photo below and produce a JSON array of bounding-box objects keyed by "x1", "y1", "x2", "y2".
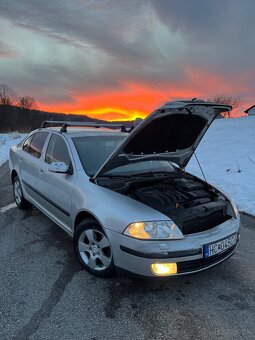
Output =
[{"x1": 97, "y1": 170, "x2": 233, "y2": 235}]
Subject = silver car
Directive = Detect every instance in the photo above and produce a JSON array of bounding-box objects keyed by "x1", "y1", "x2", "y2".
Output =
[{"x1": 9, "y1": 100, "x2": 240, "y2": 277}]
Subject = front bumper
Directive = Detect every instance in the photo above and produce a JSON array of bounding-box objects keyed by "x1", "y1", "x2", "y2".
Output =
[{"x1": 106, "y1": 217, "x2": 240, "y2": 277}]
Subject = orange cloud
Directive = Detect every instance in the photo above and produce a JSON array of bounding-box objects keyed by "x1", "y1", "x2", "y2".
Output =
[
  {"x1": 184, "y1": 67, "x2": 249, "y2": 95},
  {"x1": 38, "y1": 82, "x2": 198, "y2": 120},
  {"x1": 38, "y1": 73, "x2": 248, "y2": 120}
]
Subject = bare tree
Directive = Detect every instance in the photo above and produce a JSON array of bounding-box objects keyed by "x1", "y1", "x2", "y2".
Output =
[
  {"x1": 0, "y1": 84, "x2": 17, "y2": 105},
  {"x1": 18, "y1": 96, "x2": 38, "y2": 110},
  {"x1": 209, "y1": 95, "x2": 241, "y2": 118}
]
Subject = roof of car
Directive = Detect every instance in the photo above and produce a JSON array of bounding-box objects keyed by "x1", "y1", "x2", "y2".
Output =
[{"x1": 39, "y1": 126, "x2": 128, "y2": 137}]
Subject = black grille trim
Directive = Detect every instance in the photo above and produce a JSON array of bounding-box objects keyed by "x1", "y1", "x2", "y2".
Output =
[
  {"x1": 177, "y1": 245, "x2": 236, "y2": 273},
  {"x1": 120, "y1": 245, "x2": 202, "y2": 259}
]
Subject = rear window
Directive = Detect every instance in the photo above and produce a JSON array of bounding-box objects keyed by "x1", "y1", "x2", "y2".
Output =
[
  {"x1": 72, "y1": 135, "x2": 125, "y2": 176},
  {"x1": 23, "y1": 132, "x2": 49, "y2": 158},
  {"x1": 22, "y1": 135, "x2": 34, "y2": 153}
]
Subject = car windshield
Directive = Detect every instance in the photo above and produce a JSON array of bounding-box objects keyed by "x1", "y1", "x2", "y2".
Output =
[
  {"x1": 72, "y1": 135, "x2": 125, "y2": 176},
  {"x1": 103, "y1": 160, "x2": 176, "y2": 177}
]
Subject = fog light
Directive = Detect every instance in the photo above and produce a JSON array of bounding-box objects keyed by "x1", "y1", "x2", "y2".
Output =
[{"x1": 151, "y1": 263, "x2": 177, "y2": 276}]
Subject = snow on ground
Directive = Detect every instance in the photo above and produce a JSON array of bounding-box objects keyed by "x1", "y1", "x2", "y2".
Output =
[
  {"x1": 0, "y1": 117, "x2": 254, "y2": 216},
  {"x1": 0, "y1": 133, "x2": 26, "y2": 167},
  {"x1": 187, "y1": 116, "x2": 255, "y2": 216}
]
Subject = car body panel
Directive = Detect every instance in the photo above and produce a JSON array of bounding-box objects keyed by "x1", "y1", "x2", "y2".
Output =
[
  {"x1": 70, "y1": 172, "x2": 172, "y2": 232},
  {"x1": 35, "y1": 164, "x2": 76, "y2": 233},
  {"x1": 34, "y1": 133, "x2": 77, "y2": 232}
]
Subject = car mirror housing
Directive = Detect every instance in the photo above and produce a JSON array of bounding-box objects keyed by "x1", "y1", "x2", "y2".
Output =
[{"x1": 48, "y1": 162, "x2": 72, "y2": 174}]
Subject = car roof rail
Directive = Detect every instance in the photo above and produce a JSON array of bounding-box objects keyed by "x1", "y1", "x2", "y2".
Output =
[{"x1": 40, "y1": 120, "x2": 128, "y2": 133}]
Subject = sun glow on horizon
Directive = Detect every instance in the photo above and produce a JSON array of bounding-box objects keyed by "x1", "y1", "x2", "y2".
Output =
[
  {"x1": 37, "y1": 82, "x2": 195, "y2": 121},
  {"x1": 69, "y1": 107, "x2": 147, "y2": 121},
  {"x1": 38, "y1": 104, "x2": 148, "y2": 121}
]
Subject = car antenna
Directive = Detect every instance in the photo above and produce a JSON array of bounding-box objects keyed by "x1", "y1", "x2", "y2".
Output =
[{"x1": 193, "y1": 150, "x2": 207, "y2": 183}]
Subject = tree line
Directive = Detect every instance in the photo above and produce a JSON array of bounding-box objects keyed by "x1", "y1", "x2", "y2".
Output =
[
  {"x1": 0, "y1": 104, "x2": 108, "y2": 132},
  {"x1": 0, "y1": 84, "x2": 108, "y2": 132}
]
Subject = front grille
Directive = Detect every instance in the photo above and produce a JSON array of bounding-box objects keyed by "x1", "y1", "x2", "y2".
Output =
[
  {"x1": 181, "y1": 211, "x2": 231, "y2": 235},
  {"x1": 177, "y1": 245, "x2": 236, "y2": 273}
]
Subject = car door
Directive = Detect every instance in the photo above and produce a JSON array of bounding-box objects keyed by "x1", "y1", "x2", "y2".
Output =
[
  {"x1": 19, "y1": 132, "x2": 49, "y2": 203},
  {"x1": 36, "y1": 133, "x2": 76, "y2": 233}
]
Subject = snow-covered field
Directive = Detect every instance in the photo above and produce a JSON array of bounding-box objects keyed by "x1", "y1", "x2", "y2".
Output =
[
  {"x1": 0, "y1": 116, "x2": 254, "y2": 216},
  {"x1": 187, "y1": 116, "x2": 255, "y2": 216},
  {"x1": 0, "y1": 133, "x2": 26, "y2": 167}
]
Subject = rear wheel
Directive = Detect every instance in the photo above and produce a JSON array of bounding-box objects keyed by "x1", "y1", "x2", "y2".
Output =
[
  {"x1": 73, "y1": 218, "x2": 115, "y2": 277},
  {"x1": 13, "y1": 175, "x2": 31, "y2": 209}
]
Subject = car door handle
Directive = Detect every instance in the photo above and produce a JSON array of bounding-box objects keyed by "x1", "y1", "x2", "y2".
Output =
[
  {"x1": 19, "y1": 158, "x2": 23, "y2": 163},
  {"x1": 39, "y1": 169, "x2": 44, "y2": 175}
]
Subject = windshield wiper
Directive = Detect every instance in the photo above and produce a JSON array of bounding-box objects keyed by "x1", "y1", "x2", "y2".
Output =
[
  {"x1": 129, "y1": 171, "x2": 173, "y2": 178},
  {"x1": 97, "y1": 174, "x2": 131, "y2": 179},
  {"x1": 97, "y1": 171, "x2": 174, "y2": 180}
]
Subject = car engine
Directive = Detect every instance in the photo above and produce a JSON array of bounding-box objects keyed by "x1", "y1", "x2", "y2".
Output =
[{"x1": 98, "y1": 171, "x2": 233, "y2": 235}]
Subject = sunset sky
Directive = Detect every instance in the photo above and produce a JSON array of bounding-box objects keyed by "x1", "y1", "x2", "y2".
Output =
[{"x1": 0, "y1": 0, "x2": 254, "y2": 120}]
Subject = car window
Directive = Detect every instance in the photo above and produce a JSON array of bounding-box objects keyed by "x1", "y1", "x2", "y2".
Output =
[
  {"x1": 22, "y1": 135, "x2": 34, "y2": 153},
  {"x1": 28, "y1": 132, "x2": 49, "y2": 158},
  {"x1": 45, "y1": 134, "x2": 71, "y2": 166},
  {"x1": 72, "y1": 135, "x2": 125, "y2": 176},
  {"x1": 22, "y1": 132, "x2": 49, "y2": 158}
]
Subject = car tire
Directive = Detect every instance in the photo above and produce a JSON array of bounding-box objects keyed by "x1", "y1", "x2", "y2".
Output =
[
  {"x1": 73, "y1": 218, "x2": 115, "y2": 278},
  {"x1": 13, "y1": 175, "x2": 31, "y2": 209}
]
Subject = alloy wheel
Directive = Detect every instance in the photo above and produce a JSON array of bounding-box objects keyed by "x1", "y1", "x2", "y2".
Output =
[
  {"x1": 78, "y1": 229, "x2": 112, "y2": 271},
  {"x1": 14, "y1": 179, "x2": 22, "y2": 205}
]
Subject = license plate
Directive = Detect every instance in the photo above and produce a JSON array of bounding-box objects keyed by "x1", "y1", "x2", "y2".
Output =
[{"x1": 204, "y1": 234, "x2": 238, "y2": 258}]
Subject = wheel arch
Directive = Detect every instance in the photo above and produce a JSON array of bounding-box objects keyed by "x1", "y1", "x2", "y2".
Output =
[
  {"x1": 11, "y1": 169, "x2": 18, "y2": 183},
  {"x1": 74, "y1": 210, "x2": 103, "y2": 231}
]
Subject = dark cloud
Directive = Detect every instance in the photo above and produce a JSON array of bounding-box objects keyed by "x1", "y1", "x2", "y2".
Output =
[
  {"x1": 151, "y1": 0, "x2": 255, "y2": 44},
  {"x1": 0, "y1": 0, "x2": 254, "y2": 110},
  {"x1": 0, "y1": 0, "x2": 158, "y2": 65},
  {"x1": 150, "y1": 0, "x2": 255, "y2": 71}
]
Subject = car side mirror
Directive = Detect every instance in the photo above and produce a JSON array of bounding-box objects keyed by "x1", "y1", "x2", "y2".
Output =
[{"x1": 48, "y1": 162, "x2": 72, "y2": 174}]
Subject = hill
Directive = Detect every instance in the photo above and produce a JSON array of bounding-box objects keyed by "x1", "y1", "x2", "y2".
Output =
[{"x1": 0, "y1": 105, "x2": 134, "y2": 132}]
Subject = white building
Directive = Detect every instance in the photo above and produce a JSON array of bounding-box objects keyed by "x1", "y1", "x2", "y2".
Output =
[{"x1": 244, "y1": 105, "x2": 255, "y2": 116}]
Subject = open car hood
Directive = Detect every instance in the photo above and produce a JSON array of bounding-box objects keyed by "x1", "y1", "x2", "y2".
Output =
[{"x1": 93, "y1": 100, "x2": 231, "y2": 178}]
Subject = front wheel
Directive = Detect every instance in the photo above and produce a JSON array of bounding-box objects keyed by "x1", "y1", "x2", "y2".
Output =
[
  {"x1": 13, "y1": 175, "x2": 31, "y2": 209},
  {"x1": 73, "y1": 218, "x2": 115, "y2": 277}
]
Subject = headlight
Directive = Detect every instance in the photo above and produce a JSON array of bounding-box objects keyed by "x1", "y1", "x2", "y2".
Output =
[{"x1": 123, "y1": 221, "x2": 184, "y2": 240}]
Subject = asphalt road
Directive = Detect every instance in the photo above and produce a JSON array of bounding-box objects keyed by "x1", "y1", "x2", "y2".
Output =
[{"x1": 0, "y1": 162, "x2": 254, "y2": 340}]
